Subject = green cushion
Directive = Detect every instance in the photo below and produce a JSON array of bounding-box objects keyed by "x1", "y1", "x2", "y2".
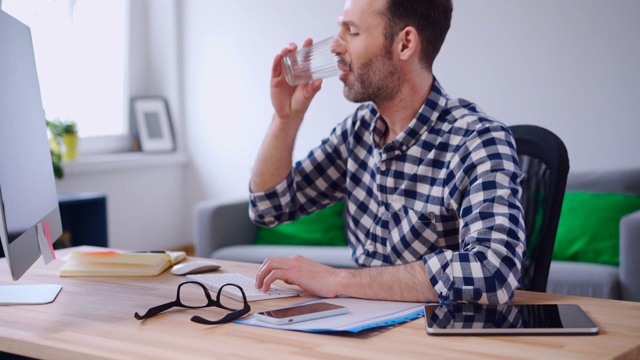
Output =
[
  {"x1": 255, "y1": 201, "x2": 347, "y2": 246},
  {"x1": 552, "y1": 192, "x2": 640, "y2": 266}
]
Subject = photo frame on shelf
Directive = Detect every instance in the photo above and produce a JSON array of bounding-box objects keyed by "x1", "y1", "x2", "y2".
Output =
[{"x1": 131, "y1": 97, "x2": 175, "y2": 152}]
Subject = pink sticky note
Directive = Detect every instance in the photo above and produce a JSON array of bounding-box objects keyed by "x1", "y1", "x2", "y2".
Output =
[{"x1": 41, "y1": 221, "x2": 56, "y2": 261}]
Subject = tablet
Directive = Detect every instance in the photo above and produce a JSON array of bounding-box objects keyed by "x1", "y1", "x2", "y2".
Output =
[{"x1": 425, "y1": 303, "x2": 599, "y2": 335}]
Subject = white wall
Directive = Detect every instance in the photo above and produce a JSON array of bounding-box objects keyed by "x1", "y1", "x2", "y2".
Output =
[
  {"x1": 435, "y1": 0, "x2": 640, "y2": 171},
  {"x1": 181, "y1": 0, "x2": 640, "y2": 212},
  {"x1": 55, "y1": 160, "x2": 188, "y2": 251}
]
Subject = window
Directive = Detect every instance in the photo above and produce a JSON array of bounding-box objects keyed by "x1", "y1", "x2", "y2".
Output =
[{"x1": 2, "y1": 0, "x2": 130, "y2": 153}]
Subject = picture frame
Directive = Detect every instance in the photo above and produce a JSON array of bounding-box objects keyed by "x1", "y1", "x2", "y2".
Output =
[{"x1": 131, "y1": 97, "x2": 175, "y2": 152}]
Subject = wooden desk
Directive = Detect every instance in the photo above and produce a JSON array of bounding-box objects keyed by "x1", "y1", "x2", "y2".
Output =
[{"x1": 1, "y1": 247, "x2": 639, "y2": 360}]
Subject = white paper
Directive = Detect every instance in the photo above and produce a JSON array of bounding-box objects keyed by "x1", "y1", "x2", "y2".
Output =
[{"x1": 236, "y1": 297, "x2": 426, "y2": 333}]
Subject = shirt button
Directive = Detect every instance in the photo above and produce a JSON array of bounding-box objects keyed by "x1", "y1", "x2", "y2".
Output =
[
  {"x1": 365, "y1": 243, "x2": 375, "y2": 251},
  {"x1": 379, "y1": 163, "x2": 386, "y2": 171}
]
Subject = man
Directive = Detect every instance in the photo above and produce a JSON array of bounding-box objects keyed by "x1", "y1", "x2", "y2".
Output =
[{"x1": 250, "y1": 0, "x2": 526, "y2": 304}]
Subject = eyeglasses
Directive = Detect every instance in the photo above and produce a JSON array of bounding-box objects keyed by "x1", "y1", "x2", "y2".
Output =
[{"x1": 134, "y1": 281, "x2": 251, "y2": 325}]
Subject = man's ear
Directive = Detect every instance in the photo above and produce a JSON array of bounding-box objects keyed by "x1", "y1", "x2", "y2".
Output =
[{"x1": 396, "y1": 26, "x2": 419, "y2": 61}]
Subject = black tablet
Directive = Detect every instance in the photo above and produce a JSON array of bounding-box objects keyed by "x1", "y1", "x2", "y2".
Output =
[{"x1": 425, "y1": 303, "x2": 599, "y2": 335}]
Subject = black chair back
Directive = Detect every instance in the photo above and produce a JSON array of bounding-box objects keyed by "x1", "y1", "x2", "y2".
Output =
[{"x1": 510, "y1": 125, "x2": 569, "y2": 292}]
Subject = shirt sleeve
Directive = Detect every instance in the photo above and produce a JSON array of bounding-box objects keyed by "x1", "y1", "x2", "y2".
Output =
[
  {"x1": 423, "y1": 124, "x2": 526, "y2": 304},
  {"x1": 249, "y1": 118, "x2": 351, "y2": 228}
]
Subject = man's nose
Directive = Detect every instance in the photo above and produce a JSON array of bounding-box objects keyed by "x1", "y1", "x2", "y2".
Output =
[{"x1": 331, "y1": 36, "x2": 347, "y2": 55}]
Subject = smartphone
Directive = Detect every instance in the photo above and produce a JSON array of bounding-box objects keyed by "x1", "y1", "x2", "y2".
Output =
[
  {"x1": 254, "y1": 301, "x2": 348, "y2": 325},
  {"x1": 424, "y1": 303, "x2": 599, "y2": 335}
]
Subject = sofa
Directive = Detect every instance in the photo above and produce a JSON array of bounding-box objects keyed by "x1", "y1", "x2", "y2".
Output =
[
  {"x1": 546, "y1": 168, "x2": 640, "y2": 302},
  {"x1": 194, "y1": 168, "x2": 640, "y2": 302}
]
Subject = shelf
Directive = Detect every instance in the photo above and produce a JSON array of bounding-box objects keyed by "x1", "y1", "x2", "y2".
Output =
[{"x1": 61, "y1": 151, "x2": 189, "y2": 175}]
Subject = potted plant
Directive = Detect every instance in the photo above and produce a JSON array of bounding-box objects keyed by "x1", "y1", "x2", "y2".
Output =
[
  {"x1": 46, "y1": 118, "x2": 78, "y2": 179},
  {"x1": 60, "y1": 121, "x2": 78, "y2": 161}
]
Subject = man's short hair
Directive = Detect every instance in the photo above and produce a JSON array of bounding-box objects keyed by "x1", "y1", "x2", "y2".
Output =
[{"x1": 382, "y1": 0, "x2": 453, "y2": 70}]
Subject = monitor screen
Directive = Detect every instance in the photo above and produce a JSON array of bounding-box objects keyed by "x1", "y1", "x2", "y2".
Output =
[{"x1": 0, "y1": 10, "x2": 63, "y2": 284}]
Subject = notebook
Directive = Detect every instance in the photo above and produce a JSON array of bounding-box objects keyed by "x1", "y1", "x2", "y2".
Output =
[{"x1": 59, "y1": 251, "x2": 185, "y2": 277}]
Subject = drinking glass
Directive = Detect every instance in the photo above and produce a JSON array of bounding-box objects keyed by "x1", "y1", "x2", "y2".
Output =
[{"x1": 281, "y1": 36, "x2": 345, "y2": 86}]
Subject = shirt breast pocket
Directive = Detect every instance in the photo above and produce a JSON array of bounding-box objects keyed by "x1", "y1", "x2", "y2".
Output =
[{"x1": 385, "y1": 201, "x2": 442, "y2": 263}]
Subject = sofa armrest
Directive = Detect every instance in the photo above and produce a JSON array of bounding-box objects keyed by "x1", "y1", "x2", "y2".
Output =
[
  {"x1": 194, "y1": 198, "x2": 256, "y2": 258},
  {"x1": 620, "y1": 209, "x2": 640, "y2": 302}
]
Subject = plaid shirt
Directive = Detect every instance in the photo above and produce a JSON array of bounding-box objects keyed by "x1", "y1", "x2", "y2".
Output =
[{"x1": 250, "y1": 79, "x2": 526, "y2": 304}]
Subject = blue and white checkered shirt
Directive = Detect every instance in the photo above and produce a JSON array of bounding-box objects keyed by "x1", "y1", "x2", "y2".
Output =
[{"x1": 250, "y1": 79, "x2": 526, "y2": 304}]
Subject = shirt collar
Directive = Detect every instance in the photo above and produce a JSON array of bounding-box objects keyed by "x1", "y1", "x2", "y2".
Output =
[{"x1": 369, "y1": 77, "x2": 449, "y2": 154}]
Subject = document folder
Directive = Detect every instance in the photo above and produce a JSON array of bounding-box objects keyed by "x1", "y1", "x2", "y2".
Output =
[{"x1": 236, "y1": 297, "x2": 426, "y2": 333}]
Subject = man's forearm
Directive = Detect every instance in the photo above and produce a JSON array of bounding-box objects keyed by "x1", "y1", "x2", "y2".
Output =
[
  {"x1": 335, "y1": 261, "x2": 438, "y2": 302},
  {"x1": 250, "y1": 114, "x2": 300, "y2": 193}
]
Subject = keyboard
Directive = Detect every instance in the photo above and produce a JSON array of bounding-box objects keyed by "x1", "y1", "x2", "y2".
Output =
[{"x1": 186, "y1": 273, "x2": 299, "y2": 302}]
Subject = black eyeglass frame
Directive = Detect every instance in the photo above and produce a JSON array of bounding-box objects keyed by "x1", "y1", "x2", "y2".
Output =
[{"x1": 134, "y1": 281, "x2": 251, "y2": 325}]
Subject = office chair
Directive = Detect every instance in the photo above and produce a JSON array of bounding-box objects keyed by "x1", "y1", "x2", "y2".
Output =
[{"x1": 510, "y1": 125, "x2": 570, "y2": 292}]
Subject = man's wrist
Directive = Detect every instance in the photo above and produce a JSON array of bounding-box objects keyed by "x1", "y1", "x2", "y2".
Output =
[
  {"x1": 333, "y1": 268, "x2": 356, "y2": 298},
  {"x1": 271, "y1": 113, "x2": 303, "y2": 135}
]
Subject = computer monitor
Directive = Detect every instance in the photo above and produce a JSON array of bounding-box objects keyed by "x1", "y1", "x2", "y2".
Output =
[{"x1": 0, "y1": 10, "x2": 63, "y2": 304}]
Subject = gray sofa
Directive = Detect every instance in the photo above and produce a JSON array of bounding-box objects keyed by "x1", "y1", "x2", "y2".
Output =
[
  {"x1": 546, "y1": 168, "x2": 640, "y2": 302},
  {"x1": 194, "y1": 168, "x2": 640, "y2": 302}
]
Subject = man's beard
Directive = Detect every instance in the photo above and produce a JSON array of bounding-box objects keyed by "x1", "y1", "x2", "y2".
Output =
[{"x1": 343, "y1": 47, "x2": 401, "y2": 105}]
